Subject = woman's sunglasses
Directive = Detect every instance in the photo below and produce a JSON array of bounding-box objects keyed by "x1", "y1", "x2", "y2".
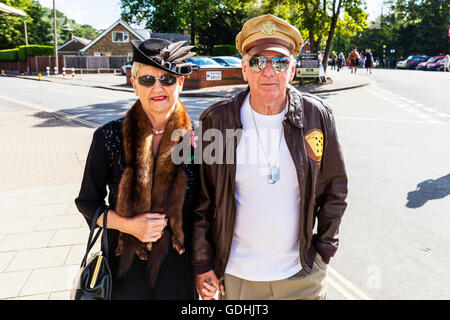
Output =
[
  {"x1": 248, "y1": 56, "x2": 291, "y2": 73},
  {"x1": 137, "y1": 74, "x2": 178, "y2": 87}
]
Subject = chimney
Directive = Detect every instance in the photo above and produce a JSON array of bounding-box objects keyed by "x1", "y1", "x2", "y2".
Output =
[
  {"x1": 69, "y1": 33, "x2": 74, "y2": 40},
  {"x1": 183, "y1": 27, "x2": 189, "y2": 36}
]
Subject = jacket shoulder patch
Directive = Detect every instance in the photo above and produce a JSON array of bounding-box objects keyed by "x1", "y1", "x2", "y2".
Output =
[{"x1": 305, "y1": 129, "x2": 323, "y2": 162}]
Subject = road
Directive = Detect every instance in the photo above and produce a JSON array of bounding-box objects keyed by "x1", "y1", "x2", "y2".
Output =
[{"x1": 0, "y1": 68, "x2": 449, "y2": 300}]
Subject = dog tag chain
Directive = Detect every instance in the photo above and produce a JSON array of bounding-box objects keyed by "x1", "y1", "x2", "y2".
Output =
[{"x1": 250, "y1": 107, "x2": 284, "y2": 184}]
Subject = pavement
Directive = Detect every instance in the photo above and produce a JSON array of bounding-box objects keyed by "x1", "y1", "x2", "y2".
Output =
[
  {"x1": 0, "y1": 68, "x2": 372, "y2": 300},
  {"x1": 13, "y1": 68, "x2": 373, "y2": 97}
]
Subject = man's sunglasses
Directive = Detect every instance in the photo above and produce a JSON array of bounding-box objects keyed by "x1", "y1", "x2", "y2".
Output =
[
  {"x1": 248, "y1": 56, "x2": 291, "y2": 73},
  {"x1": 137, "y1": 74, "x2": 178, "y2": 87}
]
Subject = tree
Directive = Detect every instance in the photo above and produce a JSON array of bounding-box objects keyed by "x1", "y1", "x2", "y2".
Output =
[
  {"x1": 119, "y1": 0, "x2": 253, "y2": 52},
  {"x1": 387, "y1": 0, "x2": 449, "y2": 56},
  {"x1": 352, "y1": 0, "x2": 450, "y2": 63},
  {"x1": 265, "y1": 0, "x2": 368, "y2": 69},
  {"x1": 0, "y1": 0, "x2": 99, "y2": 49},
  {"x1": 0, "y1": 0, "x2": 52, "y2": 49}
]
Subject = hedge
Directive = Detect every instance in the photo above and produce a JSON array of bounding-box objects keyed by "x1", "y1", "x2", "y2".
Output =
[
  {"x1": 0, "y1": 45, "x2": 54, "y2": 62},
  {"x1": 19, "y1": 45, "x2": 54, "y2": 61},
  {"x1": 0, "y1": 48, "x2": 19, "y2": 61},
  {"x1": 213, "y1": 44, "x2": 238, "y2": 56}
]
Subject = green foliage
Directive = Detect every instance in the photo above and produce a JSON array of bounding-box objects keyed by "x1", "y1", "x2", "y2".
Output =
[
  {"x1": 213, "y1": 45, "x2": 238, "y2": 56},
  {"x1": 0, "y1": 45, "x2": 54, "y2": 61},
  {"x1": 351, "y1": 0, "x2": 450, "y2": 62},
  {"x1": 120, "y1": 0, "x2": 254, "y2": 54},
  {"x1": 18, "y1": 45, "x2": 54, "y2": 61},
  {"x1": 0, "y1": 0, "x2": 99, "y2": 49},
  {"x1": 0, "y1": 48, "x2": 19, "y2": 61}
]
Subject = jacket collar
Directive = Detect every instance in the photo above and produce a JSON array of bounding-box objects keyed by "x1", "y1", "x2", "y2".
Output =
[{"x1": 234, "y1": 84, "x2": 304, "y2": 129}]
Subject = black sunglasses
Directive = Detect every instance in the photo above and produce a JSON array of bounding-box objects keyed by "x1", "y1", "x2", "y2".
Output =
[
  {"x1": 137, "y1": 74, "x2": 178, "y2": 87},
  {"x1": 248, "y1": 56, "x2": 291, "y2": 73}
]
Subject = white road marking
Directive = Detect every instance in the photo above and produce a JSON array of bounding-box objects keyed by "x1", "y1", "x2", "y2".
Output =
[
  {"x1": 328, "y1": 266, "x2": 371, "y2": 300},
  {"x1": 21, "y1": 83, "x2": 37, "y2": 88},
  {"x1": 336, "y1": 116, "x2": 445, "y2": 124},
  {"x1": 365, "y1": 88, "x2": 447, "y2": 122},
  {"x1": 48, "y1": 88, "x2": 76, "y2": 95},
  {"x1": 327, "y1": 275, "x2": 356, "y2": 300}
]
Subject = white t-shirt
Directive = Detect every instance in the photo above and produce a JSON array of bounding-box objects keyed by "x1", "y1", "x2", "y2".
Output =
[{"x1": 225, "y1": 93, "x2": 301, "y2": 281}]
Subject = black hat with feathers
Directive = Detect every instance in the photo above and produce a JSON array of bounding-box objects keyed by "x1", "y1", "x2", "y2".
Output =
[{"x1": 131, "y1": 38, "x2": 196, "y2": 76}]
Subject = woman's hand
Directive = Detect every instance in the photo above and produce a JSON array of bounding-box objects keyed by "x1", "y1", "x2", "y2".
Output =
[
  {"x1": 98, "y1": 210, "x2": 167, "y2": 243},
  {"x1": 123, "y1": 213, "x2": 168, "y2": 243}
]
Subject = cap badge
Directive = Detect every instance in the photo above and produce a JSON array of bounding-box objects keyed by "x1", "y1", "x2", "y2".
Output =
[{"x1": 261, "y1": 21, "x2": 276, "y2": 35}]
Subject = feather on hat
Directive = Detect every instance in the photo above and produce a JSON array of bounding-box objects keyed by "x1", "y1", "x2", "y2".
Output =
[{"x1": 131, "y1": 38, "x2": 196, "y2": 76}]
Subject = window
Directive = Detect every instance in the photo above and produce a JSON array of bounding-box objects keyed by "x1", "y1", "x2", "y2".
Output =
[{"x1": 112, "y1": 31, "x2": 129, "y2": 43}]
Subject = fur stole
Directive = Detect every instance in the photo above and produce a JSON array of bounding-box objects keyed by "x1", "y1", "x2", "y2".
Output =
[{"x1": 114, "y1": 99, "x2": 192, "y2": 286}]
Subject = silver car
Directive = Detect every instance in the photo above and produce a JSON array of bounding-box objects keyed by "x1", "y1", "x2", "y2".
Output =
[
  {"x1": 211, "y1": 56, "x2": 242, "y2": 68},
  {"x1": 186, "y1": 57, "x2": 224, "y2": 69}
]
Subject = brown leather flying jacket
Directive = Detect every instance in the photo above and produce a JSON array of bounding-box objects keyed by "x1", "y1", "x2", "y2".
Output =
[{"x1": 191, "y1": 85, "x2": 348, "y2": 279}]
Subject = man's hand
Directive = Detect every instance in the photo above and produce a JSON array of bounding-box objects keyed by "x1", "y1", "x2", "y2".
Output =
[{"x1": 195, "y1": 270, "x2": 226, "y2": 300}]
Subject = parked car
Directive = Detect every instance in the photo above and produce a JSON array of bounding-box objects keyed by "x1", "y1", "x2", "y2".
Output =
[
  {"x1": 427, "y1": 57, "x2": 446, "y2": 71},
  {"x1": 405, "y1": 55, "x2": 430, "y2": 69},
  {"x1": 396, "y1": 58, "x2": 409, "y2": 69},
  {"x1": 417, "y1": 56, "x2": 444, "y2": 70},
  {"x1": 185, "y1": 57, "x2": 223, "y2": 69},
  {"x1": 121, "y1": 61, "x2": 132, "y2": 75},
  {"x1": 211, "y1": 56, "x2": 242, "y2": 68}
]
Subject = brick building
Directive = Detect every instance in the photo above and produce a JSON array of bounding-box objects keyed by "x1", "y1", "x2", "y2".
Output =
[
  {"x1": 58, "y1": 35, "x2": 91, "y2": 56},
  {"x1": 79, "y1": 19, "x2": 150, "y2": 57}
]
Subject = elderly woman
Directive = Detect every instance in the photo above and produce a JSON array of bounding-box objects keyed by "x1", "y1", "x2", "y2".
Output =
[{"x1": 75, "y1": 38, "x2": 197, "y2": 299}]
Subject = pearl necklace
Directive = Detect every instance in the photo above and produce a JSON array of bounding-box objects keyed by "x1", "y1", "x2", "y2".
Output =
[{"x1": 151, "y1": 128, "x2": 165, "y2": 135}]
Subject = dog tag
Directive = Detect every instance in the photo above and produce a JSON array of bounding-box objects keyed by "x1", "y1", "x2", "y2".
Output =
[{"x1": 267, "y1": 166, "x2": 280, "y2": 184}]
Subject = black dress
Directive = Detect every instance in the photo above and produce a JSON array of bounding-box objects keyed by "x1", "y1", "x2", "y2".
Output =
[
  {"x1": 364, "y1": 52, "x2": 373, "y2": 68},
  {"x1": 75, "y1": 118, "x2": 198, "y2": 300}
]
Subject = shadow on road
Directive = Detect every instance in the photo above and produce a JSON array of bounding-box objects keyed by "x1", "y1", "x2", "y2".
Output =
[
  {"x1": 406, "y1": 174, "x2": 450, "y2": 208},
  {"x1": 29, "y1": 97, "x2": 219, "y2": 128},
  {"x1": 31, "y1": 99, "x2": 134, "y2": 128}
]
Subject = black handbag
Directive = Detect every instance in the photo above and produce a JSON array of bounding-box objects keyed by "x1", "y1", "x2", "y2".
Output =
[{"x1": 71, "y1": 207, "x2": 112, "y2": 300}]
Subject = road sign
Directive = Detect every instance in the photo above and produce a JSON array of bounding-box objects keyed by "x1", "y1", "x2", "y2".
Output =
[
  {"x1": 206, "y1": 71, "x2": 222, "y2": 81},
  {"x1": 296, "y1": 51, "x2": 320, "y2": 78}
]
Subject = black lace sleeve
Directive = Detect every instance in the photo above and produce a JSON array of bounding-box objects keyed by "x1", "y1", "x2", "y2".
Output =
[{"x1": 75, "y1": 127, "x2": 111, "y2": 227}]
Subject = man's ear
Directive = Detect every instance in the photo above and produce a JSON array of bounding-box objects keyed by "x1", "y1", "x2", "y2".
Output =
[
  {"x1": 241, "y1": 58, "x2": 248, "y2": 82},
  {"x1": 289, "y1": 63, "x2": 295, "y2": 82}
]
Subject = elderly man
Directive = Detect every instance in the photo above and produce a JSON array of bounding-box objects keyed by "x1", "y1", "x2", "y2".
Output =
[{"x1": 192, "y1": 14, "x2": 348, "y2": 300}]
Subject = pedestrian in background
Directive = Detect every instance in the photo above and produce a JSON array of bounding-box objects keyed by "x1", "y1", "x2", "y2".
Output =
[
  {"x1": 364, "y1": 48, "x2": 374, "y2": 74},
  {"x1": 330, "y1": 51, "x2": 337, "y2": 70},
  {"x1": 337, "y1": 52, "x2": 345, "y2": 72},
  {"x1": 75, "y1": 38, "x2": 198, "y2": 300},
  {"x1": 348, "y1": 48, "x2": 360, "y2": 74},
  {"x1": 192, "y1": 14, "x2": 348, "y2": 300},
  {"x1": 443, "y1": 54, "x2": 450, "y2": 72}
]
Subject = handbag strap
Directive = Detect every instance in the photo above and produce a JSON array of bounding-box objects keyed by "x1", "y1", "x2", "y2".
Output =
[
  {"x1": 101, "y1": 207, "x2": 109, "y2": 260},
  {"x1": 81, "y1": 206, "x2": 109, "y2": 268}
]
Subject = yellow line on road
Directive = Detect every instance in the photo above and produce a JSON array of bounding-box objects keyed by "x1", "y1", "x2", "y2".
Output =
[{"x1": 0, "y1": 94, "x2": 99, "y2": 128}]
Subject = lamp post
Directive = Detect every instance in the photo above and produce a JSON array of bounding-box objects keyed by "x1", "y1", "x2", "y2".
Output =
[
  {"x1": 24, "y1": 21, "x2": 28, "y2": 45},
  {"x1": 53, "y1": 0, "x2": 58, "y2": 73}
]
